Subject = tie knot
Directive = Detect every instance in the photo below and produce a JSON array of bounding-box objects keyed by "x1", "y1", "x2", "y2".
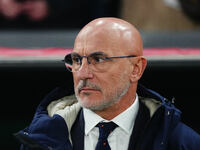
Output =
[{"x1": 96, "y1": 122, "x2": 118, "y2": 139}]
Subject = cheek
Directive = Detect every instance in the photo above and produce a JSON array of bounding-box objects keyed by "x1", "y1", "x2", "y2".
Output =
[
  {"x1": 107, "y1": 69, "x2": 130, "y2": 88},
  {"x1": 100, "y1": 73, "x2": 122, "y2": 90},
  {"x1": 110, "y1": 63, "x2": 130, "y2": 79}
]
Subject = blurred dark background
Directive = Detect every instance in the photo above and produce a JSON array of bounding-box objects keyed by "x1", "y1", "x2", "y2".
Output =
[
  {"x1": 0, "y1": 0, "x2": 121, "y2": 29},
  {"x1": 0, "y1": 0, "x2": 200, "y2": 149}
]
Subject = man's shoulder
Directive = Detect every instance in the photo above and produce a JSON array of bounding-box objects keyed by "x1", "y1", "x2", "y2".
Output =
[
  {"x1": 14, "y1": 87, "x2": 78, "y2": 150},
  {"x1": 168, "y1": 122, "x2": 200, "y2": 149}
]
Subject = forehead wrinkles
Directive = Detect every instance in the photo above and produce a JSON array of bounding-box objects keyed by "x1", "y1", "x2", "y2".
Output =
[
  {"x1": 74, "y1": 28, "x2": 116, "y2": 55},
  {"x1": 74, "y1": 26, "x2": 94, "y2": 54}
]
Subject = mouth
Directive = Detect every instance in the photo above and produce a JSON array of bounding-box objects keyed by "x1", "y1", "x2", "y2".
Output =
[{"x1": 79, "y1": 87, "x2": 100, "y2": 93}]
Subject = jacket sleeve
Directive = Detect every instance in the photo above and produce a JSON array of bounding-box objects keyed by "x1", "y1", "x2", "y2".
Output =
[
  {"x1": 168, "y1": 122, "x2": 200, "y2": 150},
  {"x1": 14, "y1": 87, "x2": 73, "y2": 150},
  {"x1": 15, "y1": 114, "x2": 72, "y2": 150}
]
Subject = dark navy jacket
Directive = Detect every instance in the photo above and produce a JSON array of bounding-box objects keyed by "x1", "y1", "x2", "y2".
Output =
[{"x1": 15, "y1": 85, "x2": 200, "y2": 150}]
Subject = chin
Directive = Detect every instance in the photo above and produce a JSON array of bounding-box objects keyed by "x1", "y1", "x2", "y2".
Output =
[
  {"x1": 80, "y1": 97, "x2": 116, "y2": 111},
  {"x1": 77, "y1": 95, "x2": 107, "y2": 110}
]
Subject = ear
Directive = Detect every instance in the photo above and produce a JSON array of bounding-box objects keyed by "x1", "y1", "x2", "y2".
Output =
[{"x1": 130, "y1": 56, "x2": 147, "y2": 83}]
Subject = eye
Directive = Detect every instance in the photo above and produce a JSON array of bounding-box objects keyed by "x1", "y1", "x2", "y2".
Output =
[
  {"x1": 72, "y1": 55, "x2": 81, "y2": 64},
  {"x1": 91, "y1": 55, "x2": 106, "y2": 63}
]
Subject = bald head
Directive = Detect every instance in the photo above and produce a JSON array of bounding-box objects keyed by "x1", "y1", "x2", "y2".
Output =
[{"x1": 74, "y1": 17, "x2": 143, "y2": 56}]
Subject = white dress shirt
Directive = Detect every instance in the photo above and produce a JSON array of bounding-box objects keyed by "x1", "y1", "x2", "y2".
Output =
[{"x1": 83, "y1": 94, "x2": 139, "y2": 150}]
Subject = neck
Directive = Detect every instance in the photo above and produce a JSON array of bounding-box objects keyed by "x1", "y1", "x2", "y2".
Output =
[{"x1": 94, "y1": 86, "x2": 137, "y2": 120}]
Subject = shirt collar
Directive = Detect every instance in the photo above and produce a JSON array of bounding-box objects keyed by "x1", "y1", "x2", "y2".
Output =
[
  {"x1": 112, "y1": 94, "x2": 139, "y2": 133},
  {"x1": 84, "y1": 108, "x2": 105, "y2": 135},
  {"x1": 83, "y1": 94, "x2": 139, "y2": 135}
]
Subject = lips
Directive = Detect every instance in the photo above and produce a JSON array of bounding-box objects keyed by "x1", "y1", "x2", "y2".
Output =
[{"x1": 79, "y1": 87, "x2": 100, "y2": 93}]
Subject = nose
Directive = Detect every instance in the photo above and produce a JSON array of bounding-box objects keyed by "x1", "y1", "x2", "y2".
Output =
[{"x1": 75, "y1": 58, "x2": 93, "y2": 80}]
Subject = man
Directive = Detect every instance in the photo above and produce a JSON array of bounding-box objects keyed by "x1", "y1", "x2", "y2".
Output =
[{"x1": 15, "y1": 17, "x2": 200, "y2": 150}]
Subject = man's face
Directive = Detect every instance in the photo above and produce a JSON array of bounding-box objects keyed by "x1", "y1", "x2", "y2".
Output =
[{"x1": 72, "y1": 28, "x2": 132, "y2": 111}]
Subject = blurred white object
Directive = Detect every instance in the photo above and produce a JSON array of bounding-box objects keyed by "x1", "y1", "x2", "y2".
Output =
[{"x1": 163, "y1": 0, "x2": 181, "y2": 9}]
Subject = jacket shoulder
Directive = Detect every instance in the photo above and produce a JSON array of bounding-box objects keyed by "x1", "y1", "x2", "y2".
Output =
[{"x1": 168, "y1": 122, "x2": 200, "y2": 149}]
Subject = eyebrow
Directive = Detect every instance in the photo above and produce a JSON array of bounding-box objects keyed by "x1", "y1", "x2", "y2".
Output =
[
  {"x1": 71, "y1": 51, "x2": 108, "y2": 56},
  {"x1": 70, "y1": 52, "x2": 79, "y2": 56},
  {"x1": 90, "y1": 51, "x2": 108, "y2": 56}
]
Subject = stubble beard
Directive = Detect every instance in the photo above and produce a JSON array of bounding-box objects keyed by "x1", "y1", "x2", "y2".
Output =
[{"x1": 75, "y1": 77, "x2": 130, "y2": 111}]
